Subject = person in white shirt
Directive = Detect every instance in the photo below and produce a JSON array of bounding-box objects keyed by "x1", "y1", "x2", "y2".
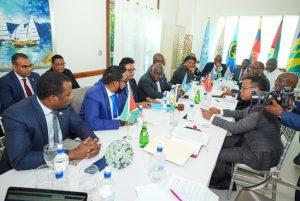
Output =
[{"x1": 265, "y1": 58, "x2": 282, "y2": 91}]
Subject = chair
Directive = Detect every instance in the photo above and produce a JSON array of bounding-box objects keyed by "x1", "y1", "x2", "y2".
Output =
[
  {"x1": 70, "y1": 86, "x2": 91, "y2": 114},
  {"x1": 0, "y1": 136, "x2": 5, "y2": 159},
  {"x1": 227, "y1": 126, "x2": 297, "y2": 200},
  {"x1": 234, "y1": 176, "x2": 300, "y2": 201}
]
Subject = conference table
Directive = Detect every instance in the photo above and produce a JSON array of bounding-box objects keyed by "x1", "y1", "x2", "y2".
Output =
[{"x1": 0, "y1": 84, "x2": 238, "y2": 201}]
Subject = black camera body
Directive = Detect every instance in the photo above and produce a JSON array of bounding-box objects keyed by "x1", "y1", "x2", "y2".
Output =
[{"x1": 251, "y1": 87, "x2": 294, "y2": 108}]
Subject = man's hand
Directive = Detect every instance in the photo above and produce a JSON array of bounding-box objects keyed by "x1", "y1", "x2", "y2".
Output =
[
  {"x1": 119, "y1": 120, "x2": 129, "y2": 127},
  {"x1": 265, "y1": 100, "x2": 284, "y2": 117},
  {"x1": 137, "y1": 102, "x2": 151, "y2": 109},
  {"x1": 201, "y1": 108, "x2": 213, "y2": 120},
  {"x1": 209, "y1": 107, "x2": 221, "y2": 114},
  {"x1": 146, "y1": 97, "x2": 160, "y2": 104},
  {"x1": 221, "y1": 91, "x2": 236, "y2": 97},
  {"x1": 69, "y1": 137, "x2": 101, "y2": 160}
]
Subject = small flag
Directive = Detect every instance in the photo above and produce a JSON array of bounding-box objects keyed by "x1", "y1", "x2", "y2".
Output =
[
  {"x1": 199, "y1": 18, "x2": 211, "y2": 71},
  {"x1": 286, "y1": 31, "x2": 300, "y2": 76},
  {"x1": 180, "y1": 73, "x2": 192, "y2": 92},
  {"x1": 204, "y1": 75, "x2": 212, "y2": 92},
  {"x1": 214, "y1": 22, "x2": 225, "y2": 57},
  {"x1": 226, "y1": 19, "x2": 239, "y2": 73},
  {"x1": 249, "y1": 17, "x2": 262, "y2": 63},
  {"x1": 268, "y1": 18, "x2": 283, "y2": 60},
  {"x1": 119, "y1": 91, "x2": 139, "y2": 123}
]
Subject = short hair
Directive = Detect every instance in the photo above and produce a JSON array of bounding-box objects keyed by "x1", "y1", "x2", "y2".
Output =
[
  {"x1": 51, "y1": 54, "x2": 64, "y2": 64},
  {"x1": 267, "y1": 58, "x2": 277, "y2": 67},
  {"x1": 37, "y1": 72, "x2": 71, "y2": 100},
  {"x1": 102, "y1": 65, "x2": 125, "y2": 85},
  {"x1": 183, "y1": 55, "x2": 196, "y2": 63},
  {"x1": 153, "y1": 53, "x2": 164, "y2": 64},
  {"x1": 11, "y1": 53, "x2": 29, "y2": 65},
  {"x1": 245, "y1": 75, "x2": 270, "y2": 92},
  {"x1": 243, "y1": 59, "x2": 250, "y2": 64},
  {"x1": 257, "y1": 61, "x2": 265, "y2": 69},
  {"x1": 119, "y1": 57, "x2": 135, "y2": 68}
]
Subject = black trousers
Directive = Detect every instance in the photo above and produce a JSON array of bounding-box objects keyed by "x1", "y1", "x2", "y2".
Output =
[{"x1": 212, "y1": 136, "x2": 256, "y2": 179}]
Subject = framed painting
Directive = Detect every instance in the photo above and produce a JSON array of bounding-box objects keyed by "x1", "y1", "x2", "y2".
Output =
[{"x1": 0, "y1": 0, "x2": 52, "y2": 71}]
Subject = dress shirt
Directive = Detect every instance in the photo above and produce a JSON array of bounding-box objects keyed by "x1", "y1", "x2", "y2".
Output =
[
  {"x1": 265, "y1": 68, "x2": 282, "y2": 91},
  {"x1": 14, "y1": 72, "x2": 34, "y2": 97}
]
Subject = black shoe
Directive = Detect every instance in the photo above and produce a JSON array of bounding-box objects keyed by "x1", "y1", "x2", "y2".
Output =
[
  {"x1": 294, "y1": 154, "x2": 300, "y2": 166},
  {"x1": 209, "y1": 179, "x2": 237, "y2": 191}
]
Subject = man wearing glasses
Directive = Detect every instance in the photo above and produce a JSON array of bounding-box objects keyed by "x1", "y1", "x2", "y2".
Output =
[
  {"x1": 138, "y1": 63, "x2": 172, "y2": 99},
  {"x1": 80, "y1": 66, "x2": 128, "y2": 130},
  {"x1": 0, "y1": 53, "x2": 40, "y2": 114}
]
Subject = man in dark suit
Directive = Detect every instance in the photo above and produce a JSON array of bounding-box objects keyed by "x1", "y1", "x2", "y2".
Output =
[
  {"x1": 200, "y1": 55, "x2": 227, "y2": 78},
  {"x1": 202, "y1": 75, "x2": 283, "y2": 190},
  {"x1": 80, "y1": 66, "x2": 128, "y2": 131},
  {"x1": 0, "y1": 72, "x2": 100, "y2": 172},
  {"x1": 0, "y1": 53, "x2": 40, "y2": 114},
  {"x1": 170, "y1": 55, "x2": 197, "y2": 85},
  {"x1": 233, "y1": 59, "x2": 250, "y2": 84},
  {"x1": 47, "y1": 54, "x2": 80, "y2": 89},
  {"x1": 139, "y1": 63, "x2": 172, "y2": 99}
]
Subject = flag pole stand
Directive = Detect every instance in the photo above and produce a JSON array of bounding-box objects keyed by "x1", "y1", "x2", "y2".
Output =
[{"x1": 123, "y1": 112, "x2": 132, "y2": 140}]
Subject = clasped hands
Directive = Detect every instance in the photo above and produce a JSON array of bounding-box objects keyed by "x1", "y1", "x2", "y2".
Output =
[
  {"x1": 69, "y1": 137, "x2": 101, "y2": 160},
  {"x1": 201, "y1": 107, "x2": 221, "y2": 121}
]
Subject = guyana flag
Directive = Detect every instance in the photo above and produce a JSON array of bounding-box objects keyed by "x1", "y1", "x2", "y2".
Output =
[
  {"x1": 268, "y1": 18, "x2": 283, "y2": 59},
  {"x1": 286, "y1": 31, "x2": 300, "y2": 76},
  {"x1": 249, "y1": 18, "x2": 262, "y2": 63},
  {"x1": 119, "y1": 91, "x2": 139, "y2": 123}
]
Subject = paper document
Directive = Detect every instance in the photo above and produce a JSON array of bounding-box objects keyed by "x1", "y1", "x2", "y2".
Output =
[
  {"x1": 136, "y1": 184, "x2": 175, "y2": 201},
  {"x1": 143, "y1": 136, "x2": 194, "y2": 166}
]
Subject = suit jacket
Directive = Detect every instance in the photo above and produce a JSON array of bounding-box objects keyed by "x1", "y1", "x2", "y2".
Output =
[
  {"x1": 47, "y1": 68, "x2": 80, "y2": 89},
  {"x1": 138, "y1": 73, "x2": 172, "y2": 99},
  {"x1": 233, "y1": 67, "x2": 242, "y2": 82},
  {"x1": 281, "y1": 101, "x2": 300, "y2": 131},
  {"x1": 0, "y1": 96, "x2": 95, "y2": 171},
  {"x1": 0, "y1": 71, "x2": 40, "y2": 114},
  {"x1": 170, "y1": 64, "x2": 194, "y2": 85},
  {"x1": 79, "y1": 79, "x2": 127, "y2": 131},
  {"x1": 128, "y1": 78, "x2": 146, "y2": 102},
  {"x1": 212, "y1": 104, "x2": 283, "y2": 170},
  {"x1": 200, "y1": 62, "x2": 226, "y2": 77}
]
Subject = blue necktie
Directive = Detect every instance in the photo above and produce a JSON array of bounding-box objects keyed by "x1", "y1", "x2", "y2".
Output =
[{"x1": 110, "y1": 94, "x2": 118, "y2": 118}]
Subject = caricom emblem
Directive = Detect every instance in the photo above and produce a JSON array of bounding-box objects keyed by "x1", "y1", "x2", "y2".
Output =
[{"x1": 228, "y1": 41, "x2": 237, "y2": 59}]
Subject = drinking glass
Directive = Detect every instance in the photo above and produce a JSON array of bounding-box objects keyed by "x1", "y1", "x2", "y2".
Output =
[
  {"x1": 43, "y1": 144, "x2": 57, "y2": 170},
  {"x1": 35, "y1": 164, "x2": 54, "y2": 189},
  {"x1": 79, "y1": 164, "x2": 99, "y2": 198}
]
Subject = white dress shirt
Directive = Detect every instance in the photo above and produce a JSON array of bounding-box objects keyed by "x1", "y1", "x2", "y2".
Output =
[
  {"x1": 37, "y1": 98, "x2": 62, "y2": 148},
  {"x1": 265, "y1": 68, "x2": 282, "y2": 91},
  {"x1": 105, "y1": 87, "x2": 119, "y2": 119},
  {"x1": 156, "y1": 81, "x2": 162, "y2": 93},
  {"x1": 14, "y1": 72, "x2": 34, "y2": 97}
]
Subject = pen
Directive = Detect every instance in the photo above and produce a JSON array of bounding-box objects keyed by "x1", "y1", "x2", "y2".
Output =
[
  {"x1": 170, "y1": 189, "x2": 183, "y2": 201},
  {"x1": 185, "y1": 126, "x2": 201, "y2": 132}
]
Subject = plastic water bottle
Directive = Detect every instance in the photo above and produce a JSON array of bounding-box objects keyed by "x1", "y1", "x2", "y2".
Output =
[
  {"x1": 137, "y1": 105, "x2": 144, "y2": 126},
  {"x1": 54, "y1": 144, "x2": 69, "y2": 172},
  {"x1": 99, "y1": 167, "x2": 115, "y2": 201},
  {"x1": 149, "y1": 145, "x2": 165, "y2": 183},
  {"x1": 53, "y1": 169, "x2": 68, "y2": 190},
  {"x1": 187, "y1": 101, "x2": 195, "y2": 122}
]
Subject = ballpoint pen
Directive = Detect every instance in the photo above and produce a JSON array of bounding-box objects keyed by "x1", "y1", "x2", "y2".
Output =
[
  {"x1": 170, "y1": 189, "x2": 183, "y2": 201},
  {"x1": 185, "y1": 126, "x2": 201, "y2": 132}
]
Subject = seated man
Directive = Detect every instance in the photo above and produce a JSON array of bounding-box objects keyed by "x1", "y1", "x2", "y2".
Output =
[
  {"x1": 265, "y1": 58, "x2": 282, "y2": 90},
  {"x1": 200, "y1": 54, "x2": 227, "y2": 78},
  {"x1": 0, "y1": 53, "x2": 40, "y2": 114},
  {"x1": 80, "y1": 66, "x2": 128, "y2": 131},
  {"x1": 233, "y1": 59, "x2": 250, "y2": 85},
  {"x1": 47, "y1": 54, "x2": 80, "y2": 89},
  {"x1": 201, "y1": 75, "x2": 283, "y2": 190},
  {"x1": 0, "y1": 72, "x2": 100, "y2": 172},
  {"x1": 170, "y1": 55, "x2": 197, "y2": 85},
  {"x1": 139, "y1": 63, "x2": 172, "y2": 99}
]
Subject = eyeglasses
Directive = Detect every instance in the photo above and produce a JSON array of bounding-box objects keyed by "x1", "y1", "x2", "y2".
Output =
[
  {"x1": 126, "y1": 68, "x2": 136, "y2": 73},
  {"x1": 241, "y1": 86, "x2": 255, "y2": 91},
  {"x1": 54, "y1": 62, "x2": 66, "y2": 67},
  {"x1": 119, "y1": 79, "x2": 128, "y2": 84},
  {"x1": 15, "y1": 64, "x2": 34, "y2": 69}
]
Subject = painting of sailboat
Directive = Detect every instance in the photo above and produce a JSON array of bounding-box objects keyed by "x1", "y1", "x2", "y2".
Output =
[{"x1": 0, "y1": 0, "x2": 52, "y2": 71}]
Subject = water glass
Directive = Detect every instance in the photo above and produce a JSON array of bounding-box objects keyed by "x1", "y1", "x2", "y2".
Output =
[
  {"x1": 79, "y1": 165, "x2": 99, "y2": 194},
  {"x1": 35, "y1": 164, "x2": 54, "y2": 189},
  {"x1": 44, "y1": 144, "x2": 58, "y2": 170}
]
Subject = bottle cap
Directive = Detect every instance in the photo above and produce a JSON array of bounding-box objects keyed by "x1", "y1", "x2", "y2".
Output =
[
  {"x1": 104, "y1": 167, "x2": 111, "y2": 179},
  {"x1": 157, "y1": 145, "x2": 163, "y2": 153},
  {"x1": 138, "y1": 105, "x2": 143, "y2": 111},
  {"x1": 56, "y1": 144, "x2": 64, "y2": 154},
  {"x1": 55, "y1": 170, "x2": 63, "y2": 179}
]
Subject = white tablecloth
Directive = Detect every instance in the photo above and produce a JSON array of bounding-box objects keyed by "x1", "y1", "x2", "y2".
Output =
[{"x1": 0, "y1": 93, "x2": 237, "y2": 201}]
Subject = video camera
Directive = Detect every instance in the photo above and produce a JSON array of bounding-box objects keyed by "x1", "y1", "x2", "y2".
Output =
[{"x1": 251, "y1": 87, "x2": 295, "y2": 109}]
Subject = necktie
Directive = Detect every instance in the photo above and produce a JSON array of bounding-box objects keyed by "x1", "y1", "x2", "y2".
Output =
[
  {"x1": 156, "y1": 81, "x2": 162, "y2": 93},
  {"x1": 22, "y1": 79, "x2": 33, "y2": 96},
  {"x1": 240, "y1": 69, "x2": 245, "y2": 78},
  {"x1": 51, "y1": 110, "x2": 60, "y2": 144},
  {"x1": 110, "y1": 94, "x2": 118, "y2": 118}
]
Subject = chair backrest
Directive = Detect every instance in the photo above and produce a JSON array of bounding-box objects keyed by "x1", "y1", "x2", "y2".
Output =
[
  {"x1": 0, "y1": 136, "x2": 5, "y2": 159},
  {"x1": 71, "y1": 86, "x2": 91, "y2": 114}
]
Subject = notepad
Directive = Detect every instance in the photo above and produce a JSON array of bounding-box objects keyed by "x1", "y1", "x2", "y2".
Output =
[
  {"x1": 150, "y1": 103, "x2": 174, "y2": 112},
  {"x1": 143, "y1": 136, "x2": 194, "y2": 166}
]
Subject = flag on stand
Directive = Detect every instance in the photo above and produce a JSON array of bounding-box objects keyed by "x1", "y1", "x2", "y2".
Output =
[
  {"x1": 199, "y1": 18, "x2": 211, "y2": 71},
  {"x1": 214, "y1": 22, "x2": 225, "y2": 57},
  {"x1": 286, "y1": 31, "x2": 300, "y2": 76},
  {"x1": 119, "y1": 90, "x2": 139, "y2": 123},
  {"x1": 249, "y1": 17, "x2": 262, "y2": 63},
  {"x1": 268, "y1": 18, "x2": 283, "y2": 60},
  {"x1": 204, "y1": 75, "x2": 212, "y2": 92},
  {"x1": 226, "y1": 19, "x2": 239, "y2": 73},
  {"x1": 180, "y1": 73, "x2": 192, "y2": 92}
]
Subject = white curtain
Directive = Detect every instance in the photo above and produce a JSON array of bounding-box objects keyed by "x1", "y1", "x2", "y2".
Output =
[{"x1": 114, "y1": 0, "x2": 162, "y2": 80}]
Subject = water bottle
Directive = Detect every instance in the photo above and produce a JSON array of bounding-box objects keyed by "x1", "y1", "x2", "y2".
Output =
[
  {"x1": 149, "y1": 145, "x2": 165, "y2": 183},
  {"x1": 54, "y1": 144, "x2": 69, "y2": 172},
  {"x1": 99, "y1": 167, "x2": 115, "y2": 201},
  {"x1": 53, "y1": 169, "x2": 68, "y2": 190},
  {"x1": 139, "y1": 122, "x2": 149, "y2": 148},
  {"x1": 137, "y1": 105, "x2": 144, "y2": 126},
  {"x1": 187, "y1": 101, "x2": 195, "y2": 122},
  {"x1": 194, "y1": 90, "x2": 201, "y2": 104}
]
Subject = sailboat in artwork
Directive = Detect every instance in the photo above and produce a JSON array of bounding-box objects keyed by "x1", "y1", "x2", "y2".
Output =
[
  {"x1": 12, "y1": 16, "x2": 40, "y2": 47},
  {"x1": 0, "y1": 11, "x2": 10, "y2": 45}
]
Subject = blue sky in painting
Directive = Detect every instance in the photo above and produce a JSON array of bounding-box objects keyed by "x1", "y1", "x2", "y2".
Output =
[{"x1": 0, "y1": 0, "x2": 50, "y2": 24}]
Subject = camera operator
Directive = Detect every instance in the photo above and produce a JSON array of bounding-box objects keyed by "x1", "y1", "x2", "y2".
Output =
[{"x1": 202, "y1": 75, "x2": 283, "y2": 190}]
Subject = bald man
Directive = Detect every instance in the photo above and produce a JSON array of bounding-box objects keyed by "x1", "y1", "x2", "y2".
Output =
[
  {"x1": 200, "y1": 55, "x2": 227, "y2": 78},
  {"x1": 265, "y1": 58, "x2": 282, "y2": 90},
  {"x1": 139, "y1": 63, "x2": 172, "y2": 99}
]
